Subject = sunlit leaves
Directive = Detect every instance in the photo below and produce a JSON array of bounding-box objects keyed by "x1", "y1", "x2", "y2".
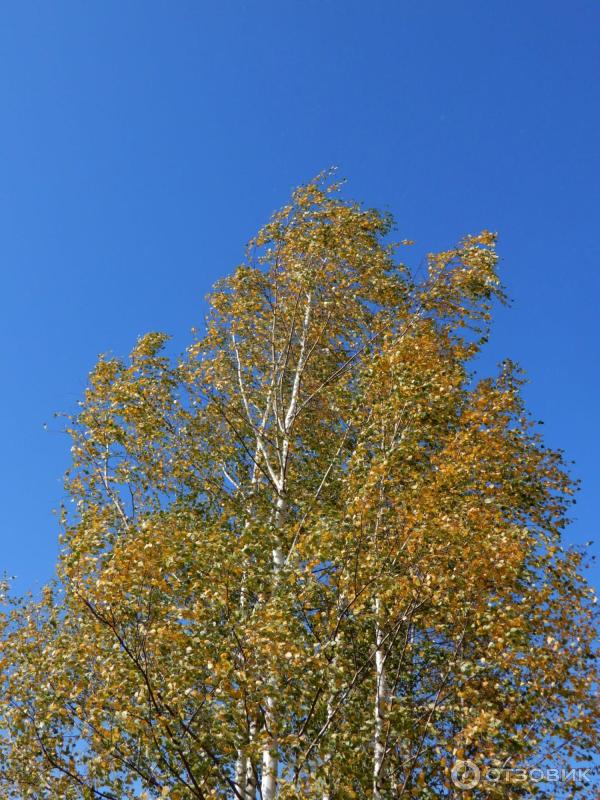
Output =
[{"x1": 0, "y1": 174, "x2": 596, "y2": 799}]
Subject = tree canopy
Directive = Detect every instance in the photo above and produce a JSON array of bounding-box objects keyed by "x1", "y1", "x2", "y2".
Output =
[{"x1": 0, "y1": 174, "x2": 597, "y2": 799}]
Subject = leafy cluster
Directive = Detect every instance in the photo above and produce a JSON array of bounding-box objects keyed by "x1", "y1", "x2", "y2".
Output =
[{"x1": 0, "y1": 174, "x2": 597, "y2": 799}]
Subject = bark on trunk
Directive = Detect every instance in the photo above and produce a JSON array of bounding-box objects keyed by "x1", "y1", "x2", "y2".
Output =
[
  {"x1": 257, "y1": 292, "x2": 312, "y2": 800},
  {"x1": 373, "y1": 598, "x2": 387, "y2": 800},
  {"x1": 261, "y1": 692, "x2": 278, "y2": 800},
  {"x1": 234, "y1": 572, "x2": 251, "y2": 799},
  {"x1": 260, "y1": 494, "x2": 286, "y2": 800},
  {"x1": 234, "y1": 754, "x2": 247, "y2": 799},
  {"x1": 245, "y1": 721, "x2": 257, "y2": 800}
]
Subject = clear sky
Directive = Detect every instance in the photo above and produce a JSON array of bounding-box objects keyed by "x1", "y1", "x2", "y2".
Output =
[{"x1": 0, "y1": 1, "x2": 598, "y2": 594}]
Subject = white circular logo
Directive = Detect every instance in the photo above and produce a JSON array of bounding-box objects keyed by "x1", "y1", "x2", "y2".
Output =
[{"x1": 451, "y1": 759, "x2": 481, "y2": 790}]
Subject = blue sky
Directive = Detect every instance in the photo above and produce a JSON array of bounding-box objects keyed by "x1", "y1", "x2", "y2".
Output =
[{"x1": 0, "y1": 1, "x2": 598, "y2": 594}]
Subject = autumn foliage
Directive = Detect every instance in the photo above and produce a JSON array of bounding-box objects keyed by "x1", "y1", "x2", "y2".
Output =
[{"x1": 0, "y1": 174, "x2": 597, "y2": 798}]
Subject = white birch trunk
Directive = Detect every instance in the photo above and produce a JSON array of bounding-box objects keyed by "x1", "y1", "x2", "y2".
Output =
[
  {"x1": 234, "y1": 754, "x2": 247, "y2": 799},
  {"x1": 260, "y1": 493, "x2": 285, "y2": 800},
  {"x1": 261, "y1": 293, "x2": 312, "y2": 800},
  {"x1": 261, "y1": 692, "x2": 278, "y2": 800},
  {"x1": 234, "y1": 720, "x2": 257, "y2": 800},
  {"x1": 245, "y1": 720, "x2": 257, "y2": 800},
  {"x1": 373, "y1": 598, "x2": 387, "y2": 800},
  {"x1": 234, "y1": 572, "x2": 251, "y2": 799},
  {"x1": 233, "y1": 438, "x2": 264, "y2": 798}
]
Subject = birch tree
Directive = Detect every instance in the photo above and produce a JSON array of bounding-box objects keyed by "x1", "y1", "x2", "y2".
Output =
[{"x1": 0, "y1": 174, "x2": 597, "y2": 799}]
